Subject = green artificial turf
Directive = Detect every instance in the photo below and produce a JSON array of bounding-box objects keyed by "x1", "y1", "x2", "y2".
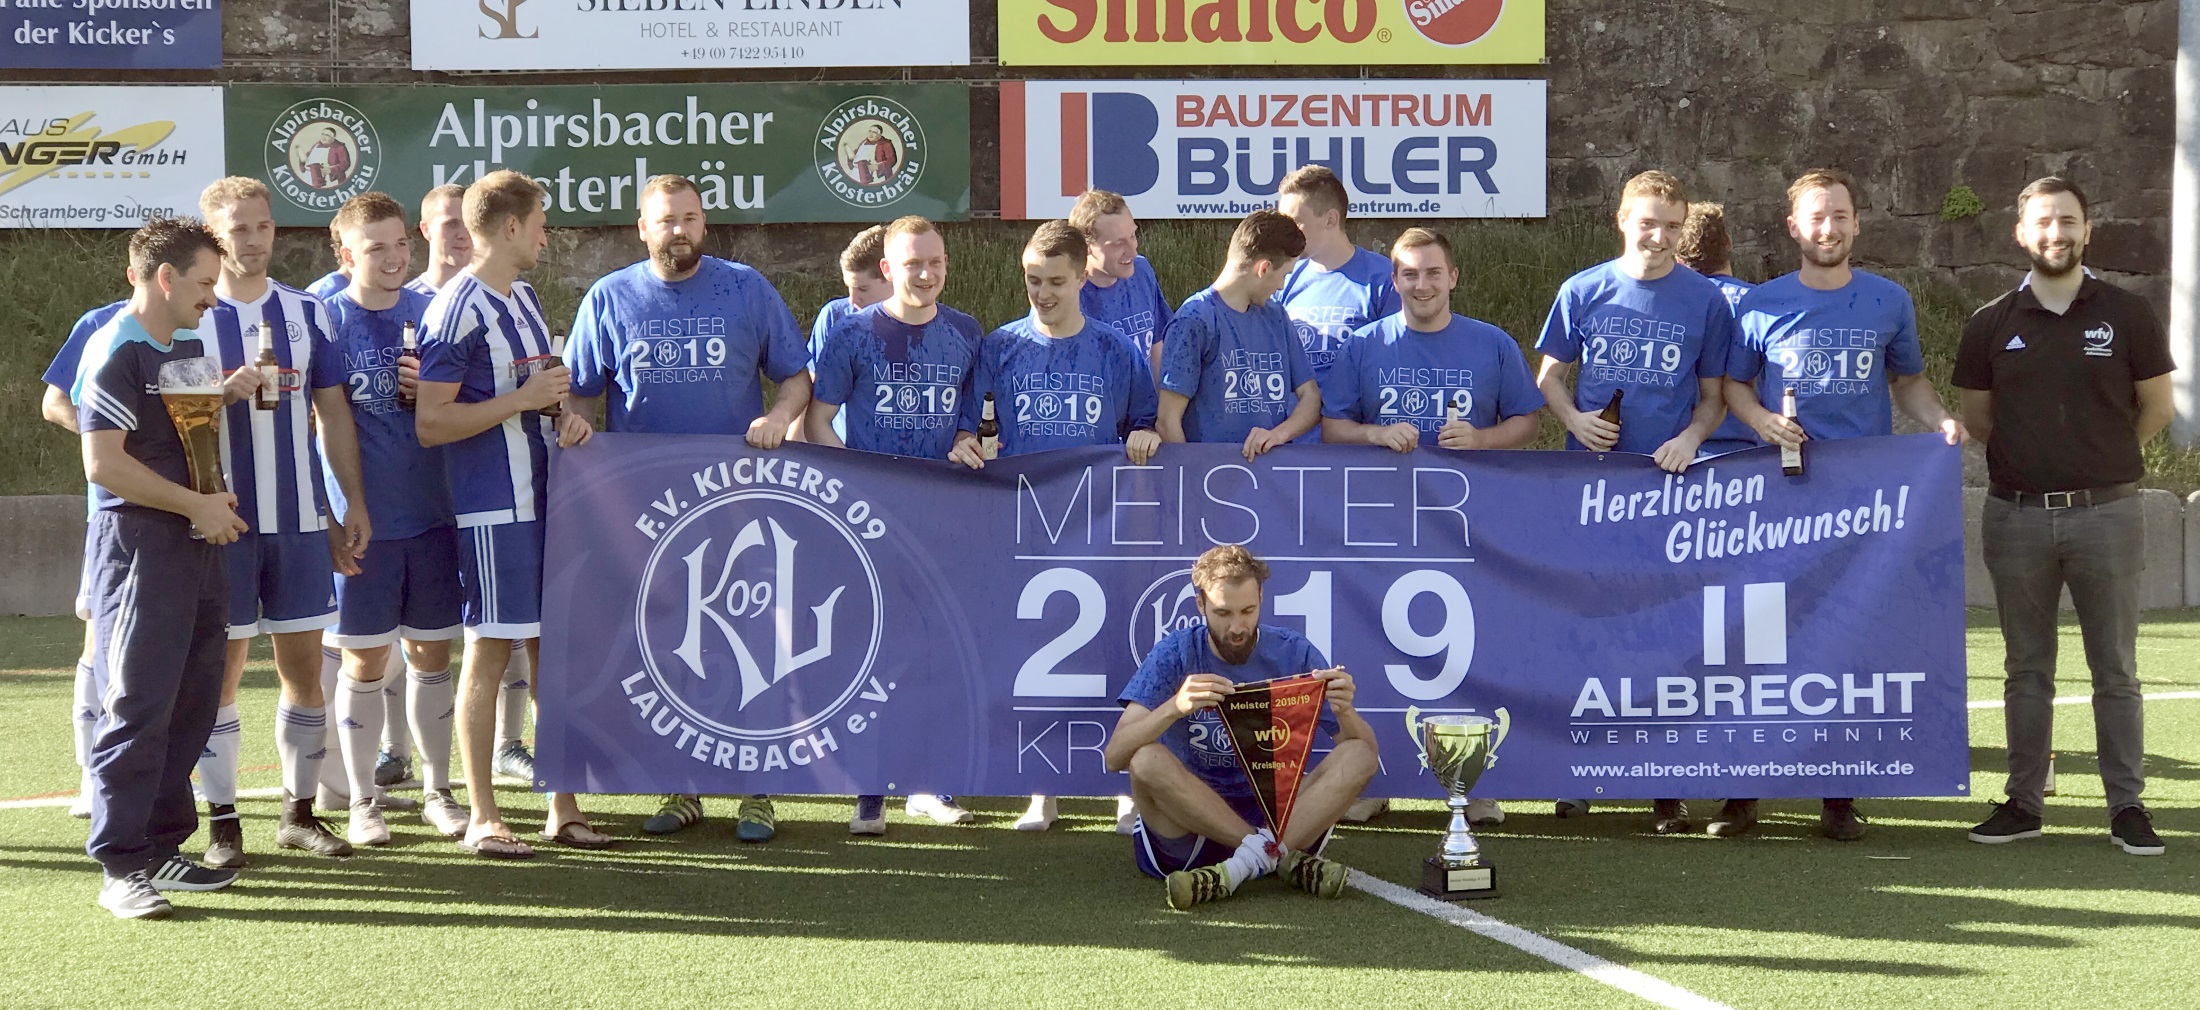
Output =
[{"x1": 4, "y1": 611, "x2": 2200, "y2": 1009}]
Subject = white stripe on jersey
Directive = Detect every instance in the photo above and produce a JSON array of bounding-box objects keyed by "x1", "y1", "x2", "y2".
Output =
[{"x1": 203, "y1": 283, "x2": 332, "y2": 535}]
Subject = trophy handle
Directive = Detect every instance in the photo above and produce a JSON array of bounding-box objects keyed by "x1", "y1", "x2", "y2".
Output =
[
  {"x1": 1487, "y1": 707, "x2": 1511, "y2": 768},
  {"x1": 1405, "y1": 705, "x2": 1426, "y2": 771}
]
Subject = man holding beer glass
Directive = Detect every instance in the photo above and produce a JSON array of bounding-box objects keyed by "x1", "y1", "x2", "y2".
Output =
[{"x1": 75, "y1": 218, "x2": 258, "y2": 918}]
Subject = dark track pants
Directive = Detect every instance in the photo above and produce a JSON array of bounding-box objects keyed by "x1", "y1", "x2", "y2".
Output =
[{"x1": 84, "y1": 509, "x2": 229, "y2": 878}]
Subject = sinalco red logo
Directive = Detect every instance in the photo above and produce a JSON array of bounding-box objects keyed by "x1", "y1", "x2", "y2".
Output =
[{"x1": 1402, "y1": 0, "x2": 1504, "y2": 46}]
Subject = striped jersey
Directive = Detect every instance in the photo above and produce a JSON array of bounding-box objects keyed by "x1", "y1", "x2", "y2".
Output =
[
  {"x1": 200, "y1": 282, "x2": 341, "y2": 534},
  {"x1": 417, "y1": 272, "x2": 557, "y2": 528}
]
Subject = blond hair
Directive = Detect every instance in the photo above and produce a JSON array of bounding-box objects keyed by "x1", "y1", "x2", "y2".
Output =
[
  {"x1": 198, "y1": 176, "x2": 271, "y2": 218},
  {"x1": 1190, "y1": 544, "x2": 1270, "y2": 598},
  {"x1": 463, "y1": 169, "x2": 545, "y2": 237}
]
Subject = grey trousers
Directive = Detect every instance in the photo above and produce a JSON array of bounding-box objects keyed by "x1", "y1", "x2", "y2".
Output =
[{"x1": 1981, "y1": 494, "x2": 2146, "y2": 816}]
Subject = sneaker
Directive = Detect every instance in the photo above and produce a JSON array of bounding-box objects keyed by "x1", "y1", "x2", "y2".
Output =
[
  {"x1": 348, "y1": 799, "x2": 391, "y2": 847},
  {"x1": 1820, "y1": 800, "x2": 1865, "y2": 842},
  {"x1": 1165, "y1": 864, "x2": 1234, "y2": 911},
  {"x1": 1339, "y1": 797, "x2": 1389, "y2": 823},
  {"x1": 1966, "y1": 801, "x2": 2043, "y2": 844},
  {"x1": 2111, "y1": 806, "x2": 2165, "y2": 856},
  {"x1": 421, "y1": 788, "x2": 469, "y2": 838},
  {"x1": 315, "y1": 783, "x2": 349, "y2": 813},
  {"x1": 372, "y1": 791, "x2": 419, "y2": 812},
  {"x1": 374, "y1": 749, "x2": 412, "y2": 789},
  {"x1": 203, "y1": 805, "x2": 248, "y2": 869},
  {"x1": 642, "y1": 794, "x2": 705, "y2": 835},
  {"x1": 1014, "y1": 794, "x2": 1058, "y2": 831},
  {"x1": 1466, "y1": 797, "x2": 1505, "y2": 828},
  {"x1": 905, "y1": 794, "x2": 973, "y2": 825},
  {"x1": 735, "y1": 796, "x2": 776, "y2": 843},
  {"x1": 849, "y1": 795, "x2": 887, "y2": 836},
  {"x1": 1651, "y1": 798, "x2": 1691, "y2": 835},
  {"x1": 98, "y1": 872, "x2": 172, "y2": 920},
  {"x1": 147, "y1": 856, "x2": 237, "y2": 892},
  {"x1": 276, "y1": 793, "x2": 355, "y2": 857},
  {"x1": 1278, "y1": 849, "x2": 1349, "y2": 899},
  {"x1": 1114, "y1": 795, "x2": 1138, "y2": 835},
  {"x1": 492, "y1": 740, "x2": 535, "y2": 782},
  {"x1": 1555, "y1": 799, "x2": 1590, "y2": 818},
  {"x1": 1707, "y1": 799, "x2": 1759, "y2": 838}
]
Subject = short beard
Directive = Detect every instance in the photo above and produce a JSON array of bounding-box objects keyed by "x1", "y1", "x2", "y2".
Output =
[
  {"x1": 2027, "y1": 243, "x2": 2082, "y2": 278},
  {"x1": 1801, "y1": 241, "x2": 1849, "y2": 269},
  {"x1": 653, "y1": 242, "x2": 702, "y2": 276},
  {"x1": 1208, "y1": 626, "x2": 1256, "y2": 665}
]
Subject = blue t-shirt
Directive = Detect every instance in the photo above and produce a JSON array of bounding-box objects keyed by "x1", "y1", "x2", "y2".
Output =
[
  {"x1": 417, "y1": 274, "x2": 558, "y2": 527},
  {"x1": 402, "y1": 275, "x2": 440, "y2": 298},
  {"x1": 43, "y1": 301, "x2": 127, "y2": 390},
  {"x1": 75, "y1": 314, "x2": 209, "y2": 515},
  {"x1": 1080, "y1": 256, "x2": 1174, "y2": 358},
  {"x1": 808, "y1": 297, "x2": 861, "y2": 442},
  {"x1": 307, "y1": 271, "x2": 348, "y2": 300},
  {"x1": 1158, "y1": 287, "x2": 1315, "y2": 445},
  {"x1": 1703, "y1": 274, "x2": 1759, "y2": 451},
  {"x1": 1275, "y1": 247, "x2": 1400, "y2": 383},
  {"x1": 1323, "y1": 313, "x2": 1545, "y2": 444},
  {"x1": 1727, "y1": 270, "x2": 1926, "y2": 443},
  {"x1": 567, "y1": 257, "x2": 807, "y2": 435},
  {"x1": 322, "y1": 288, "x2": 454, "y2": 541},
  {"x1": 1118, "y1": 624, "x2": 1341, "y2": 825},
  {"x1": 810, "y1": 303, "x2": 984, "y2": 459},
  {"x1": 1534, "y1": 260, "x2": 1739, "y2": 455},
  {"x1": 962, "y1": 316, "x2": 1157, "y2": 455}
]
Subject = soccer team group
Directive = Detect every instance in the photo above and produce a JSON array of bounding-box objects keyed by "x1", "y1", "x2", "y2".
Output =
[{"x1": 55, "y1": 157, "x2": 2170, "y2": 918}]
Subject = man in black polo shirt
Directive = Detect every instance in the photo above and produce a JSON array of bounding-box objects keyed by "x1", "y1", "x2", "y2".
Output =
[{"x1": 1953, "y1": 177, "x2": 2173, "y2": 856}]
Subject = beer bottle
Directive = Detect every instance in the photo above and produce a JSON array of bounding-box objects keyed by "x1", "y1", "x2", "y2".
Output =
[
  {"x1": 254, "y1": 325, "x2": 280, "y2": 411},
  {"x1": 1780, "y1": 385, "x2": 1804, "y2": 476},
  {"x1": 399, "y1": 321, "x2": 419, "y2": 412},
  {"x1": 977, "y1": 392, "x2": 1000, "y2": 460},
  {"x1": 1597, "y1": 388, "x2": 1623, "y2": 427},
  {"x1": 538, "y1": 333, "x2": 566, "y2": 420}
]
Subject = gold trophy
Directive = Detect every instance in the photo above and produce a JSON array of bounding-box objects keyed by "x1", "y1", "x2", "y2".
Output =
[
  {"x1": 158, "y1": 357, "x2": 227, "y2": 500},
  {"x1": 1408, "y1": 707, "x2": 1509, "y2": 900}
]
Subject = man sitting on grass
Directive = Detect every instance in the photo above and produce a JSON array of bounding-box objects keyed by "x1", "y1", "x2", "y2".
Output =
[{"x1": 1106, "y1": 545, "x2": 1378, "y2": 911}]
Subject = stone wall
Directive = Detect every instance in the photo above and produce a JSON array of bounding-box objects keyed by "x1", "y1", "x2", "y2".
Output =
[{"x1": 8, "y1": 0, "x2": 2176, "y2": 308}]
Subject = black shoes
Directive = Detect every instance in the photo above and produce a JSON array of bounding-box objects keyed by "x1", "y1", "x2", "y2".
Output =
[
  {"x1": 1706, "y1": 799, "x2": 1758, "y2": 837},
  {"x1": 2110, "y1": 806, "x2": 2165, "y2": 856},
  {"x1": 275, "y1": 793, "x2": 354, "y2": 857},
  {"x1": 204, "y1": 804, "x2": 248, "y2": 869},
  {"x1": 1967, "y1": 801, "x2": 2043, "y2": 845},
  {"x1": 1651, "y1": 799, "x2": 1691, "y2": 835},
  {"x1": 1820, "y1": 800, "x2": 1865, "y2": 842}
]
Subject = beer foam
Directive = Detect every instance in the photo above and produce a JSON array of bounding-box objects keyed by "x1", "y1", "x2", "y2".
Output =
[{"x1": 164, "y1": 386, "x2": 225, "y2": 396}]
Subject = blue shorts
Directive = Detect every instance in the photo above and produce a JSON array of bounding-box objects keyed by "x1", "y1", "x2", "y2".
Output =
[
  {"x1": 224, "y1": 529, "x2": 338, "y2": 639},
  {"x1": 327, "y1": 527, "x2": 464, "y2": 648},
  {"x1": 1129, "y1": 815, "x2": 1332, "y2": 880},
  {"x1": 457, "y1": 520, "x2": 543, "y2": 641}
]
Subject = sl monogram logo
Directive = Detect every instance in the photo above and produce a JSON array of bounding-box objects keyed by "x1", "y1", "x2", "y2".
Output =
[{"x1": 479, "y1": 0, "x2": 538, "y2": 39}]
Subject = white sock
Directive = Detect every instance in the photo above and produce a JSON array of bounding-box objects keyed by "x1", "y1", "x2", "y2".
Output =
[
  {"x1": 408, "y1": 666, "x2": 456, "y2": 791},
  {"x1": 198, "y1": 704, "x2": 241, "y2": 806},
  {"x1": 380, "y1": 649, "x2": 411, "y2": 761},
  {"x1": 1219, "y1": 829, "x2": 1279, "y2": 890},
  {"x1": 275, "y1": 700, "x2": 327, "y2": 802},
  {"x1": 316, "y1": 647, "x2": 347, "y2": 799},
  {"x1": 498, "y1": 650, "x2": 531, "y2": 746},
  {"x1": 336, "y1": 676, "x2": 385, "y2": 804},
  {"x1": 72, "y1": 659, "x2": 97, "y2": 767}
]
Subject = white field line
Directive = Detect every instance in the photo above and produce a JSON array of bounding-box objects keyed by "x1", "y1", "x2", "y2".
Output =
[
  {"x1": 1967, "y1": 690, "x2": 2200, "y2": 710},
  {"x1": 0, "y1": 785, "x2": 284, "y2": 811},
  {"x1": 1349, "y1": 871, "x2": 1734, "y2": 1010}
]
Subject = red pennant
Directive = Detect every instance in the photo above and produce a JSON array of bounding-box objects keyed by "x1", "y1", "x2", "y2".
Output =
[{"x1": 1218, "y1": 675, "x2": 1327, "y2": 839}]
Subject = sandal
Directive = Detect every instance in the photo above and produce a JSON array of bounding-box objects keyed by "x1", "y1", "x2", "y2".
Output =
[
  {"x1": 458, "y1": 833, "x2": 535, "y2": 859},
  {"x1": 541, "y1": 820, "x2": 616, "y2": 850}
]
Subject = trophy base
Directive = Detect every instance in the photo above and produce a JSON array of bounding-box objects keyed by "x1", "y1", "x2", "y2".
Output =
[{"x1": 1421, "y1": 856, "x2": 1499, "y2": 901}]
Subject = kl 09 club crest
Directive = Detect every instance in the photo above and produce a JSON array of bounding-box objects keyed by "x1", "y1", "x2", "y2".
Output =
[
  {"x1": 632, "y1": 482, "x2": 887, "y2": 773},
  {"x1": 1129, "y1": 568, "x2": 1200, "y2": 664}
]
